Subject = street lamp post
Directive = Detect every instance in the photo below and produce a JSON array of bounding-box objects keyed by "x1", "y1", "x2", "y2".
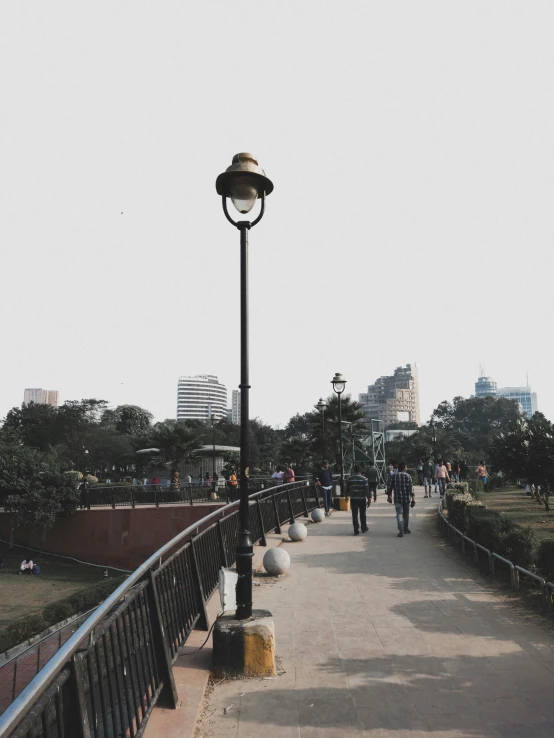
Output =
[
  {"x1": 331, "y1": 373, "x2": 347, "y2": 493},
  {"x1": 211, "y1": 413, "x2": 217, "y2": 493},
  {"x1": 216, "y1": 153, "x2": 273, "y2": 621},
  {"x1": 316, "y1": 398, "x2": 326, "y2": 462},
  {"x1": 430, "y1": 420, "x2": 437, "y2": 461}
]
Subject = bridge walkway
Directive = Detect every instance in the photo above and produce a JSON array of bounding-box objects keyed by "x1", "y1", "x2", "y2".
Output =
[{"x1": 198, "y1": 493, "x2": 554, "y2": 737}]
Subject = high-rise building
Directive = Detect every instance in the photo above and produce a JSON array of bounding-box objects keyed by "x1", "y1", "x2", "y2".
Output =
[
  {"x1": 23, "y1": 388, "x2": 60, "y2": 407},
  {"x1": 231, "y1": 389, "x2": 241, "y2": 425},
  {"x1": 176, "y1": 375, "x2": 227, "y2": 422},
  {"x1": 496, "y1": 386, "x2": 538, "y2": 420},
  {"x1": 475, "y1": 376, "x2": 497, "y2": 398},
  {"x1": 358, "y1": 364, "x2": 420, "y2": 427}
]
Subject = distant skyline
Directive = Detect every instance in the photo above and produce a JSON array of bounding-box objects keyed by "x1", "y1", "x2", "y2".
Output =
[{"x1": 1, "y1": 3, "x2": 553, "y2": 430}]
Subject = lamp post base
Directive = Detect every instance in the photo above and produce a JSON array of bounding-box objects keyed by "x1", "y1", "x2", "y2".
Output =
[{"x1": 213, "y1": 609, "x2": 276, "y2": 678}]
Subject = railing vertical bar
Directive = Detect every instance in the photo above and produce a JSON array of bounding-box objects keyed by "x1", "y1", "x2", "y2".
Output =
[
  {"x1": 72, "y1": 653, "x2": 93, "y2": 738},
  {"x1": 115, "y1": 618, "x2": 137, "y2": 737},
  {"x1": 110, "y1": 622, "x2": 131, "y2": 738},
  {"x1": 190, "y1": 538, "x2": 209, "y2": 631},
  {"x1": 85, "y1": 650, "x2": 100, "y2": 738},
  {"x1": 286, "y1": 490, "x2": 295, "y2": 524},
  {"x1": 299, "y1": 484, "x2": 309, "y2": 517},
  {"x1": 146, "y1": 571, "x2": 179, "y2": 708},
  {"x1": 158, "y1": 566, "x2": 177, "y2": 653},
  {"x1": 131, "y1": 599, "x2": 151, "y2": 709},
  {"x1": 134, "y1": 592, "x2": 156, "y2": 698},
  {"x1": 55, "y1": 689, "x2": 65, "y2": 738},
  {"x1": 256, "y1": 499, "x2": 267, "y2": 546},
  {"x1": 169, "y1": 556, "x2": 187, "y2": 648},
  {"x1": 175, "y1": 549, "x2": 194, "y2": 638},
  {"x1": 217, "y1": 520, "x2": 229, "y2": 568},
  {"x1": 102, "y1": 630, "x2": 121, "y2": 738},
  {"x1": 167, "y1": 557, "x2": 184, "y2": 646},
  {"x1": 94, "y1": 640, "x2": 111, "y2": 738},
  {"x1": 121, "y1": 606, "x2": 144, "y2": 724}
]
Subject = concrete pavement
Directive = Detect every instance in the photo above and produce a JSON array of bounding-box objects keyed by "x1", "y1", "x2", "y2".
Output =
[{"x1": 197, "y1": 492, "x2": 554, "y2": 737}]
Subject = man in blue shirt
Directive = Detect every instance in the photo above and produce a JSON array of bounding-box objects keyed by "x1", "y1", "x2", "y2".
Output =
[
  {"x1": 317, "y1": 461, "x2": 334, "y2": 516},
  {"x1": 346, "y1": 465, "x2": 370, "y2": 535}
]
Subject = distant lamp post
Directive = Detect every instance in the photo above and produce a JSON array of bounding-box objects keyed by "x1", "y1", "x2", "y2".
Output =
[
  {"x1": 430, "y1": 420, "x2": 437, "y2": 461},
  {"x1": 331, "y1": 373, "x2": 347, "y2": 492},
  {"x1": 84, "y1": 449, "x2": 89, "y2": 474},
  {"x1": 316, "y1": 398, "x2": 327, "y2": 462},
  {"x1": 216, "y1": 153, "x2": 273, "y2": 621},
  {"x1": 211, "y1": 413, "x2": 217, "y2": 492}
]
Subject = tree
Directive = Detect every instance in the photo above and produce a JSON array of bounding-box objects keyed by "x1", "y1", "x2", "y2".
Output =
[
  {"x1": 431, "y1": 396, "x2": 522, "y2": 457},
  {"x1": 490, "y1": 414, "x2": 554, "y2": 511},
  {"x1": 148, "y1": 421, "x2": 203, "y2": 487},
  {"x1": 102, "y1": 405, "x2": 153, "y2": 436}
]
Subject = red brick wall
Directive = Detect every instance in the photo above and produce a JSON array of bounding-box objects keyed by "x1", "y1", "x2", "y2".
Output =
[{"x1": 0, "y1": 505, "x2": 224, "y2": 570}]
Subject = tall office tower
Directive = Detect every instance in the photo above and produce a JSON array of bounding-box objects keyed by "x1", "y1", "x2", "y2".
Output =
[
  {"x1": 358, "y1": 364, "x2": 420, "y2": 427},
  {"x1": 496, "y1": 386, "x2": 539, "y2": 419},
  {"x1": 176, "y1": 375, "x2": 227, "y2": 421},
  {"x1": 23, "y1": 388, "x2": 60, "y2": 407},
  {"x1": 231, "y1": 389, "x2": 241, "y2": 425},
  {"x1": 475, "y1": 375, "x2": 498, "y2": 398}
]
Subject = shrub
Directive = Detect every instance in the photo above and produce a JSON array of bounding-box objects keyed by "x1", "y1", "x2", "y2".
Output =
[
  {"x1": 486, "y1": 476, "x2": 503, "y2": 491},
  {"x1": 448, "y1": 493, "x2": 484, "y2": 533},
  {"x1": 501, "y1": 526, "x2": 536, "y2": 569},
  {"x1": 536, "y1": 538, "x2": 554, "y2": 582},
  {"x1": 466, "y1": 480, "x2": 484, "y2": 498},
  {"x1": 466, "y1": 508, "x2": 536, "y2": 569}
]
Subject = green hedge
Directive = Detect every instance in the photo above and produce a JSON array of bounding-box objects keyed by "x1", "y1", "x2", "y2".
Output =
[
  {"x1": 446, "y1": 492, "x2": 484, "y2": 533},
  {"x1": 0, "y1": 575, "x2": 127, "y2": 655},
  {"x1": 466, "y1": 479, "x2": 484, "y2": 497},
  {"x1": 537, "y1": 538, "x2": 554, "y2": 582},
  {"x1": 466, "y1": 508, "x2": 536, "y2": 569}
]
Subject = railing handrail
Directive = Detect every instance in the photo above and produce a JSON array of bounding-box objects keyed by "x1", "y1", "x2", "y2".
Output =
[{"x1": 0, "y1": 479, "x2": 311, "y2": 735}]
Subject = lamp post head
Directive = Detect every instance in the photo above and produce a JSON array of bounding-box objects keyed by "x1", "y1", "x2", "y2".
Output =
[
  {"x1": 331, "y1": 373, "x2": 346, "y2": 395},
  {"x1": 216, "y1": 153, "x2": 274, "y2": 214},
  {"x1": 316, "y1": 398, "x2": 326, "y2": 412}
]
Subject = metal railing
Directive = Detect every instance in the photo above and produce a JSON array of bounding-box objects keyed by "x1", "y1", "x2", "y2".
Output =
[
  {"x1": 437, "y1": 500, "x2": 552, "y2": 611},
  {"x1": 0, "y1": 479, "x2": 321, "y2": 737}
]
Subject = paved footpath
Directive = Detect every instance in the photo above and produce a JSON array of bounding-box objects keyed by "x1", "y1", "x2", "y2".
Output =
[{"x1": 197, "y1": 492, "x2": 554, "y2": 738}]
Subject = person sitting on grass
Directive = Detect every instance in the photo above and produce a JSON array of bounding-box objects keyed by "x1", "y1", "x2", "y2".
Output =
[{"x1": 19, "y1": 557, "x2": 34, "y2": 575}]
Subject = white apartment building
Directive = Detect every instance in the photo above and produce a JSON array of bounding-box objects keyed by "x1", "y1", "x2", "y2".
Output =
[
  {"x1": 23, "y1": 388, "x2": 60, "y2": 407},
  {"x1": 176, "y1": 375, "x2": 227, "y2": 421}
]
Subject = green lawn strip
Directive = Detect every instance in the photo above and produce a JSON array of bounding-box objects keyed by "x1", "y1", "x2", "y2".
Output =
[
  {"x1": 0, "y1": 542, "x2": 127, "y2": 653},
  {"x1": 483, "y1": 487, "x2": 554, "y2": 541}
]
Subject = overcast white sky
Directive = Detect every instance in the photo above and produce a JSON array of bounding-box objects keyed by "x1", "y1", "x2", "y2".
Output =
[{"x1": 1, "y1": 2, "x2": 553, "y2": 428}]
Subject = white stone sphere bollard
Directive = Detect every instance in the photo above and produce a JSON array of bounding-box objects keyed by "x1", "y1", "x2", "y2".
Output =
[
  {"x1": 263, "y1": 548, "x2": 290, "y2": 576},
  {"x1": 311, "y1": 508, "x2": 325, "y2": 523},
  {"x1": 288, "y1": 522, "x2": 308, "y2": 542}
]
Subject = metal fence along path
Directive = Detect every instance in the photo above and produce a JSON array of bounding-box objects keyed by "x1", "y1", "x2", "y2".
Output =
[{"x1": 0, "y1": 480, "x2": 321, "y2": 738}]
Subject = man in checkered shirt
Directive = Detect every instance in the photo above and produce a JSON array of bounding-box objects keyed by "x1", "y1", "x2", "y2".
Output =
[{"x1": 387, "y1": 461, "x2": 415, "y2": 537}]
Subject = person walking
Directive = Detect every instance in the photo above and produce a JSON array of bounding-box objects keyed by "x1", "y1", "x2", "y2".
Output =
[
  {"x1": 477, "y1": 461, "x2": 489, "y2": 492},
  {"x1": 347, "y1": 465, "x2": 370, "y2": 535},
  {"x1": 422, "y1": 459, "x2": 433, "y2": 498},
  {"x1": 435, "y1": 459, "x2": 449, "y2": 498},
  {"x1": 366, "y1": 462, "x2": 379, "y2": 502},
  {"x1": 459, "y1": 460, "x2": 469, "y2": 481},
  {"x1": 317, "y1": 461, "x2": 334, "y2": 516},
  {"x1": 387, "y1": 462, "x2": 415, "y2": 537},
  {"x1": 271, "y1": 466, "x2": 284, "y2": 485},
  {"x1": 283, "y1": 464, "x2": 295, "y2": 484},
  {"x1": 228, "y1": 468, "x2": 238, "y2": 501}
]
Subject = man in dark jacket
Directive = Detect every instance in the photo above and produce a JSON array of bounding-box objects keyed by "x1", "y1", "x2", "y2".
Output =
[
  {"x1": 317, "y1": 461, "x2": 334, "y2": 516},
  {"x1": 366, "y1": 463, "x2": 379, "y2": 502},
  {"x1": 347, "y1": 465, "x2": 370, "y2": 535}
]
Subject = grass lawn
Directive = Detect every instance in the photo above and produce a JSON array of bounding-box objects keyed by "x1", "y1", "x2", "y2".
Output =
[
  {"x1": 482, "y1": 486, "x2": 554, "y2": 540},
  {"x1": 0, "y1": 542, "x2": 121, "y2": 631}
]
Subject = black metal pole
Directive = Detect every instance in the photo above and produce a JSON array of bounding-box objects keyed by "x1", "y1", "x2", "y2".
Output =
[
  {"x1": 236, "y1": 222, "x2": 253, "y2": 620},
  {"x1": 321, "y1": 411, "x2": 325, "y2": 462},
  {"x1": 212, "y1": 419, "x2": 216, "y2": 490},
  {"x1": 338, "y1": 394, "x2": 344, "y2": 493}
]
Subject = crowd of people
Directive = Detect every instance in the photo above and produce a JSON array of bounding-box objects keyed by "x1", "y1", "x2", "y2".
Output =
[{"x1": 313, "y1": 458, "x2": 489, "y2": 539}]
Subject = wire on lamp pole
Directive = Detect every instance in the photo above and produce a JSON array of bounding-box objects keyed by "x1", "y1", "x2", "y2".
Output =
[
  {"x1": 316, "y1": 398, "x2": 326, "y2": 462},
  {"x1": 216, "y1": 153, "x2": 273, "y2": 620}
]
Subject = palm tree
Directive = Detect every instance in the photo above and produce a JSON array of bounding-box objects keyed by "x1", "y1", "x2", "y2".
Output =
[{"x1": 148, "y1": 421, "x2": 202, "y2": 487}]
